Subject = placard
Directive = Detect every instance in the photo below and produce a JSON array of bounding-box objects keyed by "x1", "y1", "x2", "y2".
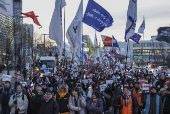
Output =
[
  {"x1": 106, "y1": 80, "x2": 113, "y2": 85},
  {"x1": 2, "y1": 74, "x2": 11, "y2": 82},
  {"x1": 100, "y1": 84, "x2": 107, "y2": 92}
]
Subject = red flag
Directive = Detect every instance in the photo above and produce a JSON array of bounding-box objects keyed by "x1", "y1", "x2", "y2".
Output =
[
  {"x1": 101, "y1": 35, "x2": 112, "y2": 46},
  {"x1": 21, "y1": 11, "x2": 41, "y2": 27}
]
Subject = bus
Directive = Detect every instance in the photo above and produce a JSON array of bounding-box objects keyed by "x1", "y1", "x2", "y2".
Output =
[{"x1": 38, "y1": 56, "x2": 57, "y2": 76}]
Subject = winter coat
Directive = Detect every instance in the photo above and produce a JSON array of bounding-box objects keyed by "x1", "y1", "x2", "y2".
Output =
[
  {"x1": 69, "y1": 96, "x2": 86, "y2": 114},
  {"x1": 31, "y1": 92, "x2": 44, "y2": 114},
  {"x1": 39, "y1": 98, "x2": 59, "y2": 114},
  {"x1": 0, "y1": 87, "x2": 15, "y2": 105},
  {"x1": 162, "y1": 93, "x2": 170, "y2": 114},
  {"x1": 114, "y1": 95, "x2": 139, "y2": 114},
  {"x1": 87, "y1": 98, "x2": 103, "y2": 114},
  {"x1": 9, "y1": 93, "x2": 28, "y2": 114}
]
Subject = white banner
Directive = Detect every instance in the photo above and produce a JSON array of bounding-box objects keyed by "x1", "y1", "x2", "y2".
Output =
[{"x1": 0, "y1": 0, "x2": 13, "y2": 16}]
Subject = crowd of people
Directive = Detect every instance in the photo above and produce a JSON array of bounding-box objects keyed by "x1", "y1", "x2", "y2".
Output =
[{"x1": 0, "y1": 65, "x2": 170, "y2": 114}]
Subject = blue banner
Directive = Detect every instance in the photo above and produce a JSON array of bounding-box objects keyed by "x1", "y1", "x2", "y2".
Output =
[{"x1": 83, "y1": 0, "x2": 113, "y2": 32}]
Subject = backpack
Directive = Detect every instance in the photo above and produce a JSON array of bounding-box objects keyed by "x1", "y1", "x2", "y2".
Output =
[{"x1": 13, "y1": 94, "x2": 25, "y2": 101}]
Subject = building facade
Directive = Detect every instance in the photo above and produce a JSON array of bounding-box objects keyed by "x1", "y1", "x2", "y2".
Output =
[{"x1": 133, "y1": 36, "x2": 170, "y2": 66}]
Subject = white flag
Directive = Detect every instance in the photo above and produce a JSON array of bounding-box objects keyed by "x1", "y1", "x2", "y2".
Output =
[
  {"x1": 125, "y1": 0, "x2": 137, "y2": 41},
  {"x1": 94, "y1": 32, "x2": 100, "y2": 57},
  {"x1": 138, "y1": 16, "x2": 145, "y2": 34},
  {"x1": 66, "y1": 0, "x2": 83, "y2": 53},
  {"x1": 49, "y1": 0, "x2": 66, "y2": 56}
]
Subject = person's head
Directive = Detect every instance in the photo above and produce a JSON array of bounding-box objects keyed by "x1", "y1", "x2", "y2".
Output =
[
  {"x1": 58, "y1": 86, "x2": 66, "y2": 93},
  {"x1": 44, "y1": 89, "x2": 52, "y2": 101},
  {"x1": 36, "y1": 78, "x2": 40, "y2": 83},
  {"x1": 35, "y1": 84, "x2": 42, "y2": 92},
  {"x1": 129, "y1": 82, "x2": 134, "y2": 88},
  {"x1": 72, "y1": 87, "x2": 79, "y2": 97},
  {"x1": 4, "y1": 81, "x2": 10, "y2": 88},
  {"x1": 123, "y1": 87, "x2": 130, "y2": 95},
  {"x1": 41, "y1": 83, "x2": 47, "y2": 89},
  {"x1": 77, "y1": 84, "x2": 82, "y2": 91},
  {"x1": 160, "y1": 75, "x2": 165, "y2": 80},
  {"x1": 150, "y1": 86, "x2": 157, "y2": 94},
  {"x1": 92, "y1": 90, "x2": 101, "y2": 99},
  {"x1": 16, "y1": 84, "x2": 22, "y2": 94},
  {"x1": 166, "y1": 88, "x2": 170, "y2": 94},
  {"x1": 134, "y1": 82, "x2": 140, "y2": 88}
]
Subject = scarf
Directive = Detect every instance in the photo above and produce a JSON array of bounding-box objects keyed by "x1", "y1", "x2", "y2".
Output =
[
  {"x1": 16, "y1": 92, "x2": 22, "y2": 97},
  {"x1": 123, "y1": 94, "x2": 131, "y2": 107}
]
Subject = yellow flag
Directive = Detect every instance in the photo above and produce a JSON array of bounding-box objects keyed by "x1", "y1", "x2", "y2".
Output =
[{"x1": 86, "y1": 35, "x2": 95, "y2": 56}]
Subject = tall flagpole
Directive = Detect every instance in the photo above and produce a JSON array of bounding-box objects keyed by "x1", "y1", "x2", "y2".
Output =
[
  {"x1": 81, "y1": 0, "x2": 84, "y2": 65},
  {"x1": 63, "y1": 6, "x2": 67, "y2": 68}
]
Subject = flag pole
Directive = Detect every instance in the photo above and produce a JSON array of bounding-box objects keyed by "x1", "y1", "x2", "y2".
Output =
[
  {"x1": 81, "y1": 0, "x2": 84, "y2": 66},
  {"x1": 63, "y1": 6, "x2": 67, "y2": 68},
  {"x1": 124, "y1": 39, "x2": 130, "y2": 88}
]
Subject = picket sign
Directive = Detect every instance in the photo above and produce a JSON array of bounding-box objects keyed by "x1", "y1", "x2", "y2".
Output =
[
  {"x1": 82, "y1": 79, "x2": 89, "y2": 84},
  {"x1": 100, "y1": 84, "x2": 107, "y2": 92},
  {"x1": 13, "y1": 73, "x2": 24, "y2": 82},
  {"x1": 2, "y1": 74, "x2": 11, "y2": 82},
  {"x1": 106, "y1": 80, "x2": 113, "y2": 85},
  {"x1": 105, "y1": 69, "x2": 113, "y2": 75},
  {"x1": 141, "y1": 84, "x2": 150, "y2": 92},
  {"x1": 125, "y1": 71, "x2": 130, "y2": 76},
  {"x1": 165, "y1": 79, "x2": 170, "y2": 84},
  {"x1": 139, "y1": 78, "x2": 148, "y2": 84}
]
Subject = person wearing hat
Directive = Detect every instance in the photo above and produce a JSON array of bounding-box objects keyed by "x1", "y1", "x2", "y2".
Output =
[
  {"x1": 0, "y1": 81, "x2": 15, "y2": 114},
  {"x1": 162, "y1": 88, "x2": 170, "y2": 114},
  {"x1": 39, "y1": 89, "x2": 59, "y2": 114},
  {"x1": 143, "y1": 86, "x2": 163, "y2": 114}
]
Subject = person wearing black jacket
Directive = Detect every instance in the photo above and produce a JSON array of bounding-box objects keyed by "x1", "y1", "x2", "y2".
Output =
[
  {"x1": 31, "y1": 84, "x2": 44, "y2": 114},
  {"x1": 39, "y1": 89, "x2": 59, "y2": 114},
  {"x1": 0, "y1": 81, "x2": 15, "y2": 114},
  {"x1": 162, "y1": 88, "x2": 170, "y2": 114},
  {"x1": 22, "y1": 68, "x2": 27, "y2": 81}
]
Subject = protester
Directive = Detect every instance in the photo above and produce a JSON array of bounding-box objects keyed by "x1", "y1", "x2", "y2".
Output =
[
  {"x1": 0, "y1": 81, "x2": 15, "y2": 114},
  {"x1": 143, "y1": 86, "x2": 163, "y2": 114},
  {"x1": 87, "y1": 90, "x2": 103, "y2": 114},
  {"x1": 9, "y1": 84, "x2": 28, "y2": 114},
  {"x1": 69, "y1": 87, "x2": 86, "y2": 114},
  {"x1": 54, "y1": 85, "x2": 71, "y2": 114},
  {"x1": 39, "y1": 89, "x2": 59, "y2": 114},
  {"x1": 31, "y1": 84, "x2": 44, "y2": 114},
  {"x1": 162, "y1": 88, "x2": 170, "y2": 114},
  {"x1": 114, "y1": 86, "x2": 139, "y2": 114}
]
